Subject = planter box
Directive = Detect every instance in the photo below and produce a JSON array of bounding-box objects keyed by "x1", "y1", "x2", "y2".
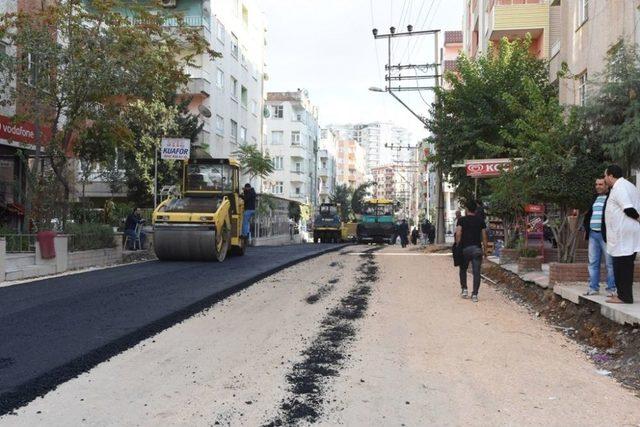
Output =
[
  {"x1": 499, "y1": 248, "x2": 520, "y2": 264},
  {"x1": 543, "y1": 248, "x2": 588, "y2": 263},
  {"x1": 549, "y1": 261, "x2": 640, "y2": 285},
  {"x1": 518, "y1": 256, "x2": 543, "y2": 273}
]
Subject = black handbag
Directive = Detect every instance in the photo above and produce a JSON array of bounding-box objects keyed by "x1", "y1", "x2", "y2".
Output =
[{"x1": 452, "y1": 242, "x2": 464, "y2": 266}]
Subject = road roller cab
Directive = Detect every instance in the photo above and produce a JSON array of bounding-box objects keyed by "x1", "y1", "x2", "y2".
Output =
[
  {"x1": 312, "y1": 203, "x2": 342, "y2": 243},
  {"x1": 152, "y1": 158, "x2": 246, "y2": 261}
]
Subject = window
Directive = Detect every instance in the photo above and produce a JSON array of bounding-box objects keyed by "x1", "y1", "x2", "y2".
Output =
[
  {"x1": 291, "y1": 131, "x2": 300, "y2": 145},
  {"x1": 230, "y1": 76, "x2": 238, "y2": 99},
  {"x1": 231, "y1": 33, "x2": 239, "y2": 59},
  {"x1": 241, "y1": 86, "x2": 248, "y2": 108},
  {"x1": 230, "y1": 119, "x2": 238, "y2": 143},
  {"x1": 274, "y1": 181, "x2": 284, "y2": 194},
  {"x1": 578, "y1": 0, "x2": 588, "y2": 26},
  {"x1": 295, "y1": 187, "x2": 301, "y2": 195},
  {"x1": 294, "y1": 161, "x2": 302, "y2": 173},
  {"x1": 273, "y1": 156, "x2": 284, "y2": 170},
  {"x1": 578, "y1": 71, "x2": 588, "y2": 106},
  {"x1": 295, "y1": 112, "x2": 303, "y2": 122},
  {"x1": 240, "y1": 47, "x2": 247, "y2": 69},
  {"x1": 215, "y1": 115, "x2": 224, "y2": 135},
  {"x1": 216, "y1": 68, "x2": 224, "y2": 89},
  {"x1": 250, "y1": 99, "x2": 258, "y2": 116},
  {"x1": 240, "y1": 126, "x2": 247, "y2": 143},
  {"x1": 216, "y1": 20, "x2": 225, "y2": 44},
  {"x1": 273, "y1": 105, "x2": 283, "y2": 118},
  {"x1": 271, "y1": 131, "x2": 284, "y2": 145},
  {"x1": 242, "y1": 5, "x2": 249, "y2": 28}
]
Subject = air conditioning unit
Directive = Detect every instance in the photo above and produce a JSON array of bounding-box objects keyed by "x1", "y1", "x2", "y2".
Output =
[{"x1": 160, "y1": 0, "x2": 177, "y2": 8}]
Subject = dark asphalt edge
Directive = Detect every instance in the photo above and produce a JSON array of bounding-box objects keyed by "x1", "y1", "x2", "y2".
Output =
[{"x1": 0, "y1": 244, "x2": 350, "y2": 416}]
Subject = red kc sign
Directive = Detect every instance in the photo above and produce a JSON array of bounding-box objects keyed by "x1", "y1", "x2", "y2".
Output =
[{"x1": 465, "y1": 159, "x2": 512, "y2": 178}]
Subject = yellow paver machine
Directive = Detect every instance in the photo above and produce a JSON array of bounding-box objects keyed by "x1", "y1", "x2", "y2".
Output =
[{"x1": 152, "y1": 158, "x2": 246, "y2": 261}]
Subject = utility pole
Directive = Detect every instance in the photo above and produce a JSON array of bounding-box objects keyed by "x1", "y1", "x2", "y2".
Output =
[{"x1": 371, "y1": 25, "x2": 445, "y2": 244}]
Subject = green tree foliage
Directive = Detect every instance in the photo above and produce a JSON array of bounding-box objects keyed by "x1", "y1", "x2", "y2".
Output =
[
  {"x1": 583, "y1": 40, "x2": 640, "y2": 176},
  {"x1": 233, "y1": 145, "x2": 275, "y2": 182},
  {"x1": 426, "y1": 37, "x2": 555, "y2": 201},
  {"x1": 330, "y1": 184, "x2": 352, "y2": 221},
  {"x1": 0, "y1": 0, "x2": 217, "y2": 205},
  {"x1": 506, "y1": 79, "x2": 602, "y2": 262},
  {"x1": 350, "y1": 182, "x2": 373, "y2": 215}
]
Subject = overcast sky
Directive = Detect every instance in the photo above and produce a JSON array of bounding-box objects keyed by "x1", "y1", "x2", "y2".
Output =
[{"x1": 262, "y1": 0, "x2": 464, "y2": 142}]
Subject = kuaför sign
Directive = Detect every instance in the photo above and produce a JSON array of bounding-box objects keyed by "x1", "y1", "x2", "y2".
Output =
[{"x1": 160, "y1": 138, "x2": 190, "y2": 160}]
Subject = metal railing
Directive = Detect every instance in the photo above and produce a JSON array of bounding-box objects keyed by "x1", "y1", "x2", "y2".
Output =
[{"x1": 2, "y1": 234, "x2": 37, "y2": 253}]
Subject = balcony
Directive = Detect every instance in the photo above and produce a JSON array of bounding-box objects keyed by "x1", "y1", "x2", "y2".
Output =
[
  {"x1": 289, "y1": 144, "x2": 307, "y2": 158},
  {"x1": 289, "y1": 192, "x2": 307, "y2": 200},
  {"x1": 183, "y1": 66, "x2": 211, "y2": 97},
  {"x1": 162, "y1": 15, "x2": 211, "y2": 41},
  {"x1": 488, "y1": 0, "x2": 549, "y2": 58},
  {"x1": 318, "y1": 167, "x2": 329, "y2": 177}
]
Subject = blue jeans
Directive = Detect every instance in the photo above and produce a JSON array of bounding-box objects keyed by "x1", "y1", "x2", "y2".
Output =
[
  {"x1": 460, "y1": 245, "x2": 483, "y2": 295},
  {"x1": 242, "y1": 210, "x2": 255, "y2": 237},
  {"x1": 588, "y1": 231, "x2": 615, "y2": 292}
]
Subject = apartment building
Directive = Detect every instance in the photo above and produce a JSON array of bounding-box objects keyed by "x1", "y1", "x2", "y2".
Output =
[
  {"x1": 463, "y1": 0, "x2": 550, "y2": 59},
  {"x1": 371, "y1": 160, "x2": 421, "y2": 224},
  {"x1": 318, "y1": 128, "x2": 339, "y2": 204},
  {"x1": 327, "y1": 122, "x2": 413, "y2": 174},
  {"x1": 336, "y1": 139, "x2": 367, "y2": 189},
  {"x1": 549, "y1": 0, "x2": 640, "y2": 107},
  {"x1": 264, "y1": 90, "x2": 320, "y2": 207},
  {"x1": 0, "y1": 0, "x2": 50, "y2": 229}
]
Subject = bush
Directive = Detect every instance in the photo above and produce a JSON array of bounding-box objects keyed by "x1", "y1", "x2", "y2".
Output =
[
  {"x1": 519, "y1": 247, "x2": 539, "y2": 258},
  {"x1": 65, "y1": 223, "x2": 116, "y2": 252}
]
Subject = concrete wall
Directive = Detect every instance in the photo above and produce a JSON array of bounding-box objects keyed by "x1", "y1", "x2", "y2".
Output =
[{"x1": 68, "y1": 247, "x2": 122, "y2": 270}]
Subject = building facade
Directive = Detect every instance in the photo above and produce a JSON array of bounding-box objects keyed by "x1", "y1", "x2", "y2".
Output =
[
  {"x1": 549, "y1": 0, "x2": 640, "y2": 107},
  {"x1": 318, "y1": 128, "x2": 339, "y2": 204},
  {"x1": 336, "y1": 139, "x2": 367, "y2": 189},
  {"x1": 264, "y1": 90, "x2": 320, "y2": 207},
  {"x1": 371, "y1": 161, "x2": 421, "y2": 224},
  {"x1": 463, "y1": 0, "x2": 550, "y2": 59}
]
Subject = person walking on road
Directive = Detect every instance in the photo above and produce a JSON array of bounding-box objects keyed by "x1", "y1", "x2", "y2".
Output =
[
  {"x1": 398, "y1": 219, "x2": 409, "y2": 248},
  {"x1": 603, "y1": 165, "x2": 640, "y2": 304},
  {"x1": 583, "y1": 177, "x2": 616, "y2": 296},
  {"x1": 455, "y1": 200, "x2": 489, "y2": 302},
  {"x1": 241, "y1": 183, "x2": 257, "y2": 240}
]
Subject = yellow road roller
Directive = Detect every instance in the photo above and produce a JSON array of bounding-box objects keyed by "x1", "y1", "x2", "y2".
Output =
[{"x1": 152, "y1": 158, "x2": 246, "y2": 261}]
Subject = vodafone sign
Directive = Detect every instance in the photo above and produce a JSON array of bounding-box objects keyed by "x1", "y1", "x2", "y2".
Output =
[
  {"x1": 0, "y1": 115, "x2": 51, "y2": 146},
  {"x1": 465, "y1": 159, "x2": 512, "y2": 178}
]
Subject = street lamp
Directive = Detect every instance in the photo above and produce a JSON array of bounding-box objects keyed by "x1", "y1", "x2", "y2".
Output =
[{"x1": 368, "y1": 86, "x2": 385, "y2": 93}]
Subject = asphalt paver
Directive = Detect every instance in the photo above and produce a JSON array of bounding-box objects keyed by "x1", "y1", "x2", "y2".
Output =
[{"x1": 0, "y1": 243, "x2": 345, "y2": 415}]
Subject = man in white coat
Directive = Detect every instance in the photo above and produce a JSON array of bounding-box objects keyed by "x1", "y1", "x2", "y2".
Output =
[{"x1": 603, "y1": 165, "x2": 640, "y2": 304}]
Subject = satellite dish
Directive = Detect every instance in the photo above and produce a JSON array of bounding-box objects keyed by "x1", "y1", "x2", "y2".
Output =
[
  {"x1": 263, "y1": 106, "x2": 271, "y2": 118},
  {"x1": 198, "y1": 105, "x2": 212, "y2": 118}
]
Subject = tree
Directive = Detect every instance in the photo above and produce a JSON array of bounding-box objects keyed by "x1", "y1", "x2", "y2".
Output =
[
  {"x1": 233, "y1": 144, "x2": 275, "y2": 183},
  {"x1": 486, "y1": 169, "x2": 529, "y2": 249},
  {"x1": 426, "y1": 36, "x2": 555, "y2": 201},
  {"x1": 330, "y1": 184, "x2": 351, "y2": 220},
  {"x1": 0, "y1": 0, "x2": 217, "y2": 210},
  {"x1": 505, "y1": 78, "x2": 602, "y2": 262},
  {"x1": 351, "y1": 182, "x2": 373, "y2": 215},
  {"x1": 583, "y1": 39, "x2": 640, "y2": 176}
]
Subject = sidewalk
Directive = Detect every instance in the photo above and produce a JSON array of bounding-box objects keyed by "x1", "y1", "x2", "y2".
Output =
[{"x1": 489, "y1": 256, "x2": 640, "y2": 326}]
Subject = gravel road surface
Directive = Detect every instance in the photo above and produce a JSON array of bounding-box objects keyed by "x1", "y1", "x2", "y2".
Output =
[
  {"x1": 0, "y1": 244, "x2": 345, "y2": 415},
  {"x1": 2, "y1": 244, "x2": 639, "y2": 426}
]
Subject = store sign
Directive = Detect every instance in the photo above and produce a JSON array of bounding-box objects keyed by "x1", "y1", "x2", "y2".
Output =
[
  {"x1": 465, "y1": 158, "x2": 512, "y2": 178},
  {"x1": 160, "y1": 138, "x2": 191, "y2": 160},
  {"x1": 0, "y1": 115, "x2": 51, "y2": 146}
]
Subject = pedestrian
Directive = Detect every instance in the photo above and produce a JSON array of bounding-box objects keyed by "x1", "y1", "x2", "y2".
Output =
[
  {"x1": 455, "y1": 200, "x2": 488, "y2": 302},
  {"x1": 124, "y1": 207, "x2": 146, "y2": 250},
  {"x1": 421, "y1": 219, "x2": 431, "y2": 245},
  {"x1": 410, "y1": 227, "x2": 419, "y2": 245},
  {"x1": 241, "y1": 183, "x2": 257, "y2": 240},
  {"x1": 582, "y1": 177, "x2": 616, "y2": 297},
  {"x1": 603, "y1": 165, "x2": 640, "y2": 304},
  {"x1": 398, "y1": 219, "x2": 409, "y2": 248},
  {"x1": 428, "y1": 222, "x2": 435, "y2": 244}
]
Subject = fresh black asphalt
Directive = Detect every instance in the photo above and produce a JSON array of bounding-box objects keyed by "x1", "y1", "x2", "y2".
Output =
[{"x1": 0, "y1": 243, "x2": 346, "y2": 415}]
